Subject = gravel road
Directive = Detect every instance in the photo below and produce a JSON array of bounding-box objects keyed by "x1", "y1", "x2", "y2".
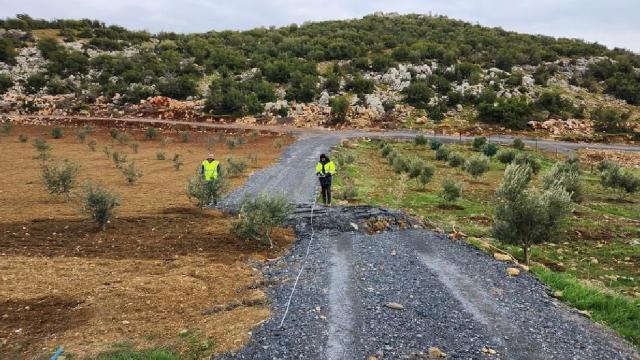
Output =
[{"x1": 214, "y1": 135, "x2": 639, "y2": 359}]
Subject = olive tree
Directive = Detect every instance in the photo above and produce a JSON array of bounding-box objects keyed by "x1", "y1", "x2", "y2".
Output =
[
  {"x1": 232, "y1": 195, "x2": 293, "y2": 248},
  {"x1": 493, "y1": 163, "x2": 573, "y2": 264},
  {"x1": 41, "y1": 159, "x2": 80, "y2": 201}
]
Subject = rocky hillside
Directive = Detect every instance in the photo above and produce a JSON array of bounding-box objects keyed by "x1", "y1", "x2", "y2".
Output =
[{"x1": 0, "y1": 13, "x2": 639, "y2": 140}]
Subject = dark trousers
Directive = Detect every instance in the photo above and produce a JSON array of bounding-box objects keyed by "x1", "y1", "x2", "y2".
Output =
[{"x1": 320, "y1": 183, "x2": 332, "y2": 205}]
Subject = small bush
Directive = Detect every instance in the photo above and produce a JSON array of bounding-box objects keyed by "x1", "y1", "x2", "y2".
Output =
[
  {"x1": 1, "y1": 120, "x2": 13, "y2": 134},
  {"x1": 156, "y1": 152, "x2": 166, "y2": 160},
  {"x1": 542, "y1": 159, "x2": 584, "y2": 202},
  {"x1": 41, "y1": 159, "x2": 80, "y2": 201},
  {"x1": 75, "y1": 127, "x2": 90, "y2": 143},
  {"x1": 144, "y1": 127, "x2": 157, "y2": 140},
  {"x1": 226, "y1": 138, "x2": 238, "y2": 149},
  {"x1": 472, "y1": 136, "x2": 487, "y2": 151},
  {"x1": 392, "y1": 156, "x2": 409, "y2": 174},
  {"x1": 600, "y1": 162, "x2": 640, "y2": 197},
  {"x1": 514, "y1": 152, "x2": 541, "y2": 174},
  {"x1": 173, "y1": 154, "x2": 184, "y2": 170},
  {"x1": 180, "y1": 131, "x2": 191, "y2": 143},
  {"x1": 512, "y1": 138, "x2": 525, "y2": 150},
  {"x1": 417, "y1": 165, "x2": 435, "y2": 188},
  {"x1": 464, "y1": 155, "x2": 490, "y2": 179},
  {"x1": 414, "y1": 135, "x2": 428, "y2": 146},
  {"x1": 496, "y1": 149, "x2": 516, "y2": 164},
  {"x1": 232, "y1": 195, "x2": 293, "y2": 248},
  {"x1": 447, "y1": 152, "x2": 464, "y2": 167},
  {"x1": 51, "y1": 126, "x2": 64, "y2": 139},
  {"x1": 482, "y1": 143, "x2": 498, "y2": 157},
  {"x1": 337, "y1": 184, "x2": 358, "y2": 201},
  {"x1": 109, "y1": 128, "x2": 120, "y2": 139},
  {"x1": 33, "y1": 138, "x2": 51, "y2": 161},
  {"x1": 160, "y1": 136, "x2": 172, "y2": 147},
  {"x1": 121, "y1": 161, "x2": 143, "y2": 184},
  {"x1": 186, "y1": 173, "x2": 229, "y2": 207},
  {"x1": 115, "y1": 132, "x2": 130, "y2": 145},
  {"x1": 81, "y1": 182, "x2": 119, "y2": 231},
  {"x1": 330, "y1": 95, "x2": 350, "y2": 123},
  {"x1": 227, "y1": 158, "x2": 248, "y2": 177},
  {"x1": 103, "y1": 145, "x2": 112, "y2": 158},
  {"x1": 435, "y1": 146, "x2": 450, "y2": 161},
  {"x1": 88, "y1": 139, "x2": 97, "y2": 151},
  {"x1": 247, "y1": 152, "x2": 258, "y2": 166},
  {"x1": 112, "y1": 151, "x2": 128, "y2": 168},
  {"x1": 18, "y1": 134, "x2": 28, "y2": 143},
  {"x1": 381, "y1": 144, "x2": 393, "y2": 157},
  {"x1": 407, "y1": 160, "x2": 424, "y2": 180},
  {"x1": 130, "y1": 142, "x2": 139, "y2": 153},
  {"x1": 430, "y1": 138, "x2": 442, "y2": 150},
  {"x1": 441, "y1": 180, "x2": 462, "y2": 203},
  {"x1": 274, "y1": 139, "x2": 284, "y2": 149}
]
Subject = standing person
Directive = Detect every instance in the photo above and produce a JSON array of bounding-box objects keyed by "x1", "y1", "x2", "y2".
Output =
[
  {"x1": 201, "y1": 153, "x2": 220, "y2": 182},
  {"x1": 315, "y1": 153, "x2": 336, "y2": 206}
]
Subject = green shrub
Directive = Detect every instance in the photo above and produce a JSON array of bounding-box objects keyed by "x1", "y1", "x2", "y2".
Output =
[
  {"x1": 130, "y1": 142, "x2": 139, "y2": 153},
  {"x1": 88, "y1": 139, "x2": 97, "y2": 151},
  {"x1": 115, "y1": 132, "x2": 130, "y2": 145},
  {"x1": 1, "y1": 120, "x2": 13, "y2": 134},
  {"x1": 33, "y1": 138, "x2": 51, "y2": 160},
  {"x1": 441, "y1": 179, "x2": 462, "y2": 203},
  {"x1": 482, "y1": 143, "x2": 498, "y2": 157},
  {"x1": 463, "y1": 155, "x2": 490, "y2": 179},
  {"x1": 512, "y1": 138, "x2": 525, "y2": 150},
  {"x1": 18, "y1": 134, "x2": 28, "y2": 143},
  {"x1": 392, "y1": 156, "x2": 409, "y2": 174},
  {"x1": 121, "y1": 161, "x2": 143, "y2": 184},
  {"x1": 232, "y1": 195, "x2": 293, "y2": 248},
  {"x1": 337, "y1": 184, "x2": 358, "y2": 201},
  {"x1": 407, "y1": 160, "x2": 424, "y2": 180},
  {"x1": 160, "y1": 136, "x2": 172, "y2": 147},
  {"x1": 226, "y1": 138, "x2": 238, "y2": 149},
  {"x1": 329, "y1": 95, "x2": 350, "y2": 123},
  {"x1": 493, "y1": 163, "x2": 573, "y2": 264},
  {"x1": 599, "y1": 162, "x2": 640, "y2": 198},
  {"x1": 247, "y1": 152, "x2": 258, "y2": 166},
  {"x1": 156, "y1": 152, "x2": 166, "y2": 160},
  {"x1": 472, "y1": 136, "x2": 487, "y2": 151},
  {"x1": 227, "y1": 158, "x2": 248, "y2": 177},
  {"x1": 81, "y1": 182, "x2": 119, "y2": 231},
  {"x1": 112, "y1": 151, "x2": 128, "y2": 168},
  {"x1": 41, "y1": 159, "x2": 80, "y2": 201},
  {"x1": 385, "y1": 150, "x2": 399, "y2": 163},
  {"x1": 447, "y1": 152, "x2": 464, "y2": 167},
  {"x1": 109, "y1": 128, "x2": 120, "y2": 139},
  {"x1": 477, "y1": 97, "x2": 534, "y2": 130},
  {"x1": 435, "y1": 146, "x2": 450, "y2": 161},
  {"x1": 429, "y1": 138, "x2": 442, "y2": 150},
  {"x1": 542, "y1": 159, "x2": 584, "y2": 202},
  {"x1": 144, "y1": 127, "x2": 157, "y2": 140},
  {"x1": 381, "y1": 144, "x2": 393, "y2": 157},
  {"x1": 173, "y1": 154, "x2": 184, "y2": 170},
  {"x1": 591, "y1": 107, "x2": 633, "y2": 134},
  {"x1": 417, "y1": 165, "x2": 435, "y2": 189},
  {"x1": 180, "y1": 131, "x2": 191, "y2": 143},
  {"x1": 403, "y1": 80, "x2": 434, "y2": 109},
  {"x1": 51, "y1": 126, "x2": 64, "y2": 139},
  {"x1": 414, "y1": 135, "x2": 428, "y2": 146},
  {"x1": 186, "y1": 173, "x2": 229, "y2": 207},
  {"x1": 514, "y1": 152, "x2": 541, "y2": 174},
  {"x1": 75, "y1": 127, "x2": 90, "y2": 143},
  {"x1": 496, "y1": 149, "x2": 516, "y2": 164}
]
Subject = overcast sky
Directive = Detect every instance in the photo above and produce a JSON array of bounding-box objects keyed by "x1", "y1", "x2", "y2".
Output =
[{"x1": 1, "y1": 0, "x2": 638, "y2": 52}]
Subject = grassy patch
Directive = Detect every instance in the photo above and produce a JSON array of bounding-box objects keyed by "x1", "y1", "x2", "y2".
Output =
[
  {"x1": 532, "y1": 266, "x2": 640, "y2": 346},
  {"x1": 92, "y1": 344, "x2": 179, "y2": 360}
]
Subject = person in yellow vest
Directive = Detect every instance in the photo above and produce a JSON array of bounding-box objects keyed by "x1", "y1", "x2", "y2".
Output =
[
  {"x1": 315, "y1": 153, "x2": 336, "y2": 205},
  {"x1": 201, "y1": 153, "x2": 220, "y2": 182}
]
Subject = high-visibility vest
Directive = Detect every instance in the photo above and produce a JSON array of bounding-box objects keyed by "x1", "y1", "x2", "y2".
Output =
[
  {"x1": 316, "y1": 161, "x2": 336, "y2": 176},
  {"x1": 202, "y1": 159, "x2": 220, "y2": 181}
]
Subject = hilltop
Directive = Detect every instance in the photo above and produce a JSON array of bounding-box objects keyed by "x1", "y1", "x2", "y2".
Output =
[{"x1": 0, "y1": 13, "x2": 639, "y2": 141}]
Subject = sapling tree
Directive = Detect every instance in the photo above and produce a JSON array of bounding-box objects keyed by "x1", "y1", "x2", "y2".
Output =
[
  {"x1": 232, "y1": 195, "x2": 293, "y2": 248},
  {"x1": 464, "y1": 155, "x2": 490, "y2": 179},
  {"x1": 493, "y1": 163, "x2": 573, "y2": 265},
  {"x1": 41, "y1": 159, "x2": 80, "y2": 201},
  {"x1": 81, "y1": 182, "x2": 119, "y2": 231},
  {"x1": 186, "y1": 172, "x2": 229, "y2": 208}
]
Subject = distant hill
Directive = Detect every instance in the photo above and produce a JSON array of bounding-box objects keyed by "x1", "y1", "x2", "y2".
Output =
[{"x1": 0, "y1": 13, "x2": 638, "y2": 138}]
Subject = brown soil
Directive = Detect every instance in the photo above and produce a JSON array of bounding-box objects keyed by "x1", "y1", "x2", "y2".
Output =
[{"x1": 0, "y1": 124, "x2": 295, "y2": 359}]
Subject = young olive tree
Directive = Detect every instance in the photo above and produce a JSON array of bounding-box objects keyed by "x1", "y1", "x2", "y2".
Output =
[
  {"x1": 232, "y1": 195, "x2": 293, "y2": 248},
  {"x1": 186, "y1": 172, "x2": 229, "y2": 208},
  {"x1": 81, "y1": 182, "x2": 119, "y2": 231},
  {"x1": 41, "y1": 159, "x2": 80, "y2": 201},
  {"x1": 492, "y1": 163, "x2": 573, "y2": 265},
  {"x1": 542, "y1": 158, "x2": 583, "y2": 202}
]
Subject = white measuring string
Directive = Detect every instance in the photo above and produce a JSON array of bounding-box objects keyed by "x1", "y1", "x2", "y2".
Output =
[{"x1": 278, "y1": 195, "x2": 318, "y2": 328}]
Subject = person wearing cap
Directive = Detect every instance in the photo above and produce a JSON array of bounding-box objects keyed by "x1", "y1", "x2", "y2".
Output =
[
  {"x1": 201, "y1": 153, "x2": 220, "y2": 182},
  {"x1": 315, "y1": 153, "x2": 336, "y2": 206}
]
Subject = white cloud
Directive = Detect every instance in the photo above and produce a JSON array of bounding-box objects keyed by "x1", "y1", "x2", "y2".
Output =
[{"x1": 1, "y1": 0, "x2": 638, "y2": 52}]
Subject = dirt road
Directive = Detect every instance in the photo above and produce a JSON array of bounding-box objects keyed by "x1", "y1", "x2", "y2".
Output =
[{"x1": 215, "y1": 135, "x2": 638, "y2": 359}]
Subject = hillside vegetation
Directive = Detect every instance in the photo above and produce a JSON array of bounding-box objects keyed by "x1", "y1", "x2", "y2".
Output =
[{"x1": 0, "y1": 13, "x2": 639, "y2": 138}]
